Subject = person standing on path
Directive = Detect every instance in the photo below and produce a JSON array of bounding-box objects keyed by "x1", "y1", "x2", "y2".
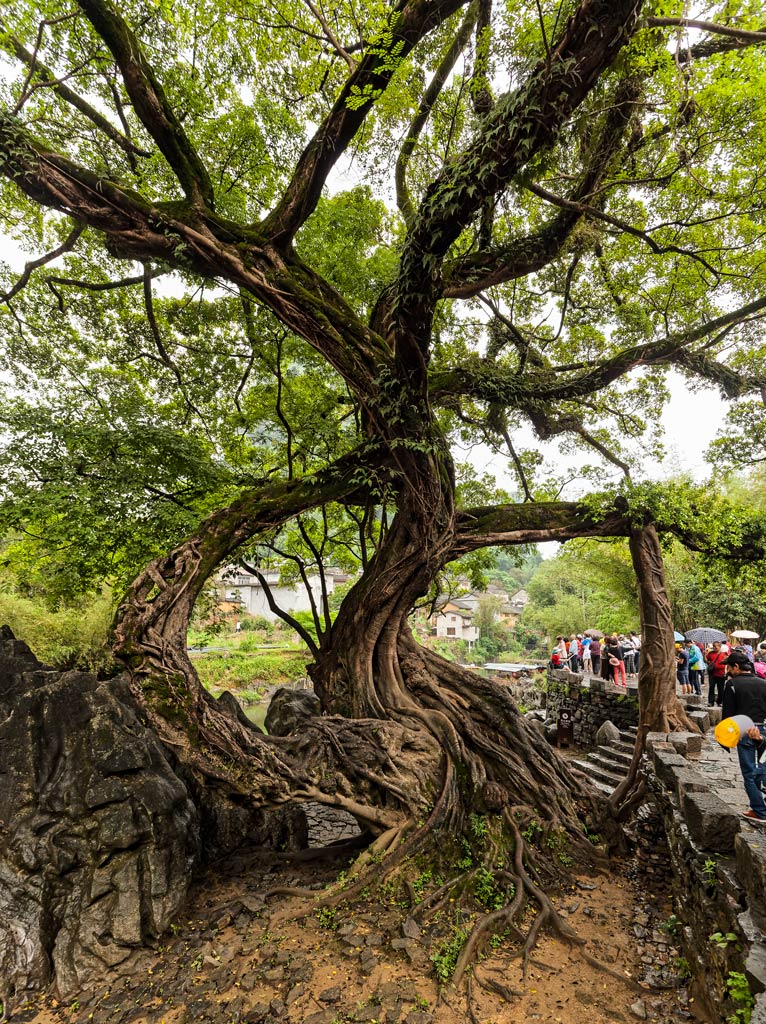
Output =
[
  {"x1": 675, "y1": 643, "x2": 691, "y2": 695},
  {"x1": 721, "y1": 651, "x2": 766, "y2": 824},
  {"x1": 605, "y1": 635, "x2": 626, "y2": 687},
  {"x1": 706, "y1": 641, "x2": 728, "y2": 706},
  {"x1": 687, "y1": 641, "x2": 704, "y2": 696},
  {"x1": 590, "y1": 637, "x2": 602, "y2": 677},
  {"x1": 568, "y1": 634, "x2": 580, "y2": 672},
  {"x1": 629, "y1": 631, "x2": 641, "y2": 675},
  {"x1": 581, "y1": 634, "x2": 592, "y2": 674}
]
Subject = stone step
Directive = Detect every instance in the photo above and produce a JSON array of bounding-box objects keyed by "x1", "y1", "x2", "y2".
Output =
[
  {"x1": 612, "y1": 739, "x2": 637, "y2": 756},
  {"x1": 596, "y1": 745, "x2": 633, "y2": 768},
  {"x1": 572, "y1": 759, "x2": 624, "y2": 788},
  {"x1": 589, "y1": 778, "x2": 616, "y2": 796},
  {"x1": 587, "y1": 751, "x2": 630, "y2": 778}
]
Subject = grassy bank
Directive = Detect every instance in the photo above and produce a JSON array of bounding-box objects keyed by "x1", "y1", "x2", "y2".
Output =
[{"x1": 192, "y1": 646, "x2": 309, "y2": 699}]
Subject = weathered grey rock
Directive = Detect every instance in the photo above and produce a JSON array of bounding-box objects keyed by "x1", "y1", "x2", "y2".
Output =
[
  {"x1": 688, "y1": 709, "x2": 711, "y2": 732},
  {"x1": 645, "y1": 732, "x2": 669, "y2": 753},
  {"x1": 752, "y1": 992, "x2": 766, "y2": 1024},
  {"x1": 746, "y1": 942, "x2": 766, "y2": 995},
  {"x1": 0, "y1": 627, "x2": 310, "y2": 1006},
  {"x1": 707, "y1": 706, "x2": 723, "y2": 725},
  {"x1": 264, "y1": 687, "x2": 321, "y2": 736},
  {"x1": 595, "y1": 720, "x2": 621, "y2": 746},
  {"x1": 682, "y1": 791, "x2": 740, "y2": 853},
  {"x1": 669, "y1": 766, "x2": 710, "y2": 801},
  {"x1": 652, "y1": 749, "x2": 689, "y2": 787},
  {"x1": 305, "y1": 1012, "x2": 335, "y2": 1024},
  {"x1": 670, "y1": 732, "x2": 703, "y2": 756},
  {"x1": 216, "y1": 689, "x2": 263, "y2": 733},
  {"x1": 524, "y1": 709, "x2": 546, "y2": 722},
  {"x1": 0, "y1": 627, "x2": 199, "y2": 1003},
  {"x1": 736, "y1": 832, "x2": 766, "y2": 933},
  {"x1": 319, "y1": 986, "x2": 341, "y2": 1003}
]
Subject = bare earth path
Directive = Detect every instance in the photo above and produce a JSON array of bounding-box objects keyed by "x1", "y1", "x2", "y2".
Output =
[{"x1": 14, "y1": 841, "x2": 704, "y2": 1024}]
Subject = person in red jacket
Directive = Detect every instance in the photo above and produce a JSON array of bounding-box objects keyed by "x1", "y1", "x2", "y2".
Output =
[{"x1": 706, "y1": 641, "x2": 728, "y2": 706}]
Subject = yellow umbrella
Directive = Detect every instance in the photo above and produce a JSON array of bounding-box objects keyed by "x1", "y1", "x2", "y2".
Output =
[{"x1": 714, "y1": 715, "x2": 755, "y2": 749}]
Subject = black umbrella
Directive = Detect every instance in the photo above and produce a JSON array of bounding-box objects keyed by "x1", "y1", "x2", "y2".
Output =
[{"x1": 685, "y1": 627, "x2": 727, "y2": 644}]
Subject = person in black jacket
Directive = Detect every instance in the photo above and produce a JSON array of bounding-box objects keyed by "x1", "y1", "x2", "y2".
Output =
[{"x1": 721, "y1": 651, "x2": 766, "y2": 824}]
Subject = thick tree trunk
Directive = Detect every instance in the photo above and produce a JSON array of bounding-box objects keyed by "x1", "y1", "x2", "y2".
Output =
[
  {"x1": 111, "y1": 452, "x2": 608, "y2": 840},
  {"x1": 611, "y1": 523, "x2": 698, "y2": 810},
  {"x1": 106, "y1": 462, "x2": 653, "y2": 990},
  {"x1": 307, "y1": 459, "x2": 607, "y2": 842}
]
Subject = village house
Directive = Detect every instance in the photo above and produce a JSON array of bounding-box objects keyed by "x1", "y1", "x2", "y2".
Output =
[
  {"x1": 219, "y1": 566, "x2": 351, "y2": 622},
  {"x1": 432, "y1": 598, "x2": 480, "y2": 644},
  {"x1": 430, "y1": 585, "x2": 529, "y2": 645}
]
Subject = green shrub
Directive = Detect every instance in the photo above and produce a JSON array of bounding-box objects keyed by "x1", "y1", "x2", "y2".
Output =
[
  {"x1": 430, "y1": 921, "x2": 470, "y2": 982},
  {"x1": 0, "y1": 591, "x2": 115, "y2": 674},
  {"x1": 240, "y1": 616, "x2": 272, "y2": 632},
  {"x1": 726, "y1": 971, "x2": 754, "y2": 1024}
]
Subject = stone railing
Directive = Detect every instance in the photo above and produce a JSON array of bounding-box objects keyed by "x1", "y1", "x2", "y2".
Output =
[
  {"x1": 544, "y1": 668, "x2": 640, "y2": 744},
  {"x1": 543, "y1": 669, "x2": 717, "y2": 746},
  {"x1": 644, "y1": 727, "x2": 766, "y2": 1022}
]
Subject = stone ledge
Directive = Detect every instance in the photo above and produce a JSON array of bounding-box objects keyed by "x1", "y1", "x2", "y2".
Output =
[
  {"x1": 682, "y1": 790, "x2": 740, "y2": 853},
  {"x1": 688, "y1": 709, "x2": 711, "y2": 732},
  {"x1": 652, "y1": 748, "x2": 689, "y2": 787},
  {"x1": 736, "y1": 832, "x2": 766, "y2": 934},
  {"x1": 746, "y1": 942, "x2": 766, "y2": 996},
  {"x1": 645, "y1": 731, "x2": 670, "y2": 753},
  {"x1": 669, "y1": 766, "x2": 710, "y2": 802},
  {"x1": 753, "y1": 993, "x2": 766, "y2": 1024},
  {"x1": 670, "y1": 731, "x2": 703, "y2": 756}
]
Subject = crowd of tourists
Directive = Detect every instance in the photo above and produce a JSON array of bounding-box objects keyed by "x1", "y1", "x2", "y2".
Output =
[
  {"x1": 549, "y1": 631, "x2": 766, "y2": 827},
  {"x1": 678, "y1": 639, "x2": 766, "y2": 706},
  {"x1": 549, "y1": 632, "x2": 641, "y2": 686},
  {"x1": 549, "y1": 631, "x2": 766, "y2": 706}
]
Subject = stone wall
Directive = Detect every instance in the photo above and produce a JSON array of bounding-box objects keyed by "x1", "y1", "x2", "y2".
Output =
[
  {"x1": 644, "y1": 728, "x2": 766, "y2": 1022},
  {"x1": 544, "y1": 668, "x2": 639, "y2": 744}
]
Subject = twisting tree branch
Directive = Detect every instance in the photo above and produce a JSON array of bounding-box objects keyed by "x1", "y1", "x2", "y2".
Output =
[
  {"x1": 300, "y1": 0, "x2": 356, "y2": 69},
  {"x1": 647, "y1": 16, "x2": 766, "y2": 44},
  {"x1": 238, "y1": 558, "x2": 321, "y2": 657},
  {"x1": 441, "y1": 74, "x2": 642, "y2": 299},
  {"x1": 395, "y1": 3, "x2": 478, "y2": 225},
  {"x1": 395, "y1": 0, "x2": 644, "y2": 370},
  {"x1": 2, "y1": 23, "x2": 153, "y2": 160},
  {"x1": 74, "y1": 0, "x2": 214, "y2": 206},
  {"x1": 262, "y1": 0, "x2": 470, "y2": 244},
  {"x1": 1, "y1": 222, "x2": 84, "y2": 303},
  {"x1": 499, "y1": 424, "x2": 533, "y2": 501},
  {"x1": 525, "y1": 181, "x2": 722, "y2": 278},
  {"x1": 431, "y1": 293, "x2": 766, "y2": 408}
]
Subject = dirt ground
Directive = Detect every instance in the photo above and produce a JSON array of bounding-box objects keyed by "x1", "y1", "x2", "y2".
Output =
[{"x1": 11, "y1": 837, "x2": 705, "y2": 1024}]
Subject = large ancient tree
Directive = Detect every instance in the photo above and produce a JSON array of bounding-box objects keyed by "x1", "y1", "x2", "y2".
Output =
[{"x1": 3, "y1": 0, "x2": 766, "y2": 972}]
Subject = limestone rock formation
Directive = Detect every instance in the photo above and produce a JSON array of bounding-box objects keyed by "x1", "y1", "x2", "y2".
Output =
[
  {"x1": 0, "y1": 626, "x2": 199, "y2": 1003},
  {"x1": 265, "y1": 686, "x2": 321, "y2": 736},
  {"x1": 0, "y1": 627, "x2": 311, "y2": 1007}
]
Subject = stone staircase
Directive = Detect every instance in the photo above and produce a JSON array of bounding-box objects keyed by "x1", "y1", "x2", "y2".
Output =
[{"x1": 572, "y1": 727, "x2": 637, "y2": 795}]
